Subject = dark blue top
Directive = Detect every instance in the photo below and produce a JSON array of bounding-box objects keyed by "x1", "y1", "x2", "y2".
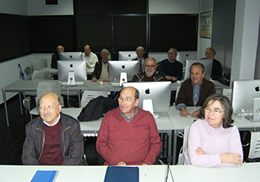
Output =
[{"x1": 158, "y1": 59, "x2": 183, "y2": 80}]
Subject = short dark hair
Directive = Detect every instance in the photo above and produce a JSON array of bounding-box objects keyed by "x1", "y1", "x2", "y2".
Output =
[
  {"x1": 120, "y1": 87, "x2": 139, "y2": 100},
  {"x1": 190, "y1": 62, "x2": 205, "y2": 74},
  {"x1": 198, "y1": 93, "x2": 234, "y2": 128}
]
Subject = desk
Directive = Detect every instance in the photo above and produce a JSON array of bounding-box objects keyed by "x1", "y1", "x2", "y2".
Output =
[
  {"x1": 61, "y1": 108, "x2": 174, "y2": 163},
  {"x1": 168, "y1": 106, "x2": 260, "y2": 164},
  {"x1": 1, "y1": 163, "x2": 260, "y2": 182}
]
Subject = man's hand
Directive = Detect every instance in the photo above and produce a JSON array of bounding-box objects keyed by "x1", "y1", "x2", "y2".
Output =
[
  {"x1": 220, "y1": 153, "x2": 243, "y2": 166},
  {"x1": 180, "y1": 107, "x2": 190, "y2": 117},
  {"x1": 165, "y1": 76, "x2": 177, "y2": 82},
  {"x1": 91, "y1": 78, "x2": 97, "y2": 82},
  {"x1": 190, "y1": 110, "x2": 200, "y2": 118}
]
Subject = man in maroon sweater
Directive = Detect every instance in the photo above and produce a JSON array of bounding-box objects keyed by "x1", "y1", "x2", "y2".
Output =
[
  {"x1": 96, "y1": 87, "x2": 162, "y2": 166},
  {"x1": 22, "y1": 93, "x2": 84, "y2": 165}
]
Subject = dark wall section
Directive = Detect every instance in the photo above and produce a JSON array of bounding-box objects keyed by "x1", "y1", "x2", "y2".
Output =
[
  {"x1": 150, "y1": 14, "x2": 198, "y2": 52},
  {"x1": 76, "y1": 15, "x2": 112, "y2": 52},
  {"x1": 0, "y1": 14, "x2": 31, "y2": 62},
  {"x1": 29, "y1": 16, "x2": 75, "y2": 53}
]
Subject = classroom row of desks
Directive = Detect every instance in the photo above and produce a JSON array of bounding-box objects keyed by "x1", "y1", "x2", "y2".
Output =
[
  {"x1": 1, "y1": 79, "x2": 228, "y2": 127},
  {"x1": 1, "y1": 162, "x2": 260, "y2": 182}
]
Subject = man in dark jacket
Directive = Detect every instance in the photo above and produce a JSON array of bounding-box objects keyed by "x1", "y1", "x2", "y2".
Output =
[
  {"x1": 175, "y1": 62, "x2": 216, "y2": 118},
  {"x1": 92, "y1": 48, "x2": 110, "y2": 82},
  {"x1": 22, "y1": 92, "x2": 84, "y2": 165}
]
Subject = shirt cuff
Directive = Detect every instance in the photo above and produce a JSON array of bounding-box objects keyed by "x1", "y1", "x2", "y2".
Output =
[{"x1": 176, "y1": 103, "x2": 186, "y2": 110}]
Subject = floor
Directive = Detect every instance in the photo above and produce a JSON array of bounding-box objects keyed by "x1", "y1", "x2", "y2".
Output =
[{"x1": 0, "y1": 95, "x2": 252, "y2": 165}]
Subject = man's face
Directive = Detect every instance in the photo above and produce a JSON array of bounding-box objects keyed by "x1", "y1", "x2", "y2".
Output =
[
  {"x1": 57, "y1": 46, "x2": 64, "y2": 53},
  {"x1": 84, "y1": 46, "x2": 91, "y2": 56},
  {"x1": 190, "y1": 65, "x2": 205, "y2": 86},
  {"x1": 101, "y1": 50, "x2": 110, "y2": 63},
  {"x1": 39, "y1": 94, "x2": 62, "y2": 125},
  {"x1": 205, "y1": 49, "x2": 215, "y2": 59},
  {"x1": 144, "y1": 59, "x2": 157, "y2": 77},
  {"x1": 118, "y1": 88, "x2": 140, "y2": 117},
  {"x1": 136, "y1": 48, "x2": 145, "y2": 58},
  {"x1": 168, "y1": 50, "x2": 177, "y2": 61}
]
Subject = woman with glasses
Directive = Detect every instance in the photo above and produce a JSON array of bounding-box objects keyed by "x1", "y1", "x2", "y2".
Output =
[{"x1": 184, "y1": 93, "x2": 243, "y2": 167}]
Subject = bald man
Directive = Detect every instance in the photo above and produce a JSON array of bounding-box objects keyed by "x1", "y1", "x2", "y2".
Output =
[
  {"x1": 51, "y1": 45, "x2": 64, "y2": 69},
  {"x1": 22, "y1": 93, "x2": 84, "y2": 165},
  {"x1": 82, "y1": 44, "x2": 98, "y2": 74},
  {"x1": 92, "y1": 48, "x2": 110, "y2": 82},
  {"x1": 96, "y1": 87, "x2": 161, "y2": 166}
]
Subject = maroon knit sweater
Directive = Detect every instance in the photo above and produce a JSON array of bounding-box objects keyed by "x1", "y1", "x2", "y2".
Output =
[
  {"x1": 38, "y1": 121, "x2": 63, "y2": 165},
  {"x1": 96, "y1": 107, "x2": 161, "y2": 165}
]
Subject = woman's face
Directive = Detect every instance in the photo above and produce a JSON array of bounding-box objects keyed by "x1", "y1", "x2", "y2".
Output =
[{"x1": 204, "y1": 100, "x2": 225, "y2": 129}]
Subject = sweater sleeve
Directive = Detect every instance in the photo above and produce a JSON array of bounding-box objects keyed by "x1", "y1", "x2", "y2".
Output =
[
  {"x1": 142, "y1": 115, "x2": 162, "y2": 164},
  {"x1": 96, "y1": 114, "x2": 121, "y2": 165},
  {"x1": 158, "y1": 60, "x2": 167, "y2": 77},
  {"x1": 187, "y1": 123, "x2": 222, "y2": 167}
]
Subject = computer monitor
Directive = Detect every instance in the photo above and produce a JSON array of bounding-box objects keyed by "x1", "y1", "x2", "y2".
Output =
[
  {"x1": 232, "y1": 80, "x2": 260, "y2": 115},
  {"x1": 57, "y1": 60, "x2": 87, "y2": 83},
  {"x1": 59, "y1": 52, "x2": 83, "y2": 60},
  {"x1": 108, "y1": 61, "x2": 139, "y2": 82},
  {"x1": 122, "y1": 81, "x2": 172, "y2": 113},
  {"x1": 183, "y1": 59, "x2": 213, "y2": 80},
  {"x1": 118, "y1": 51, "x2": 137, "y2": 61}
]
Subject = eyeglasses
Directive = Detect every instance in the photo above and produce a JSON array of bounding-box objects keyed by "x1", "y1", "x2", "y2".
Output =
[
  {"x1": 144, "y1": 64, "x2": 156, "y2": 68},
  {"x1": 39, "y1": 104, "x2": 60, "y2": 111},
  {"x1": 205, "y1": 107, "x2": 224, "y2": 114},
  {"x1": 118, "y1": 96, "x2": 135, "y2": 102}
]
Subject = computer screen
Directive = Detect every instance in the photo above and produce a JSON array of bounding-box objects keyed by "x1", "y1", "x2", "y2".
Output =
[
  {"x1": 59, "y1": 52, "x2": 83, "y2": 60},
  {"x1": 118, "y1": 51, "x2": 137, "y2": 61},
  {"x1": 109, "y1": 61, "x2": 139, "y2": 82},
  {"x1": 232, "y1": 80, "x2": 260, "y2": 114},
  {"x1": 122, "y1": 81, "x2": 172, "y2": 113},
  {"x1": 57, "y1": 60, "x2": 87, "y2": 83},
  {"x1": 183, "y1": 59, "x2": 213, "y2": 80}
]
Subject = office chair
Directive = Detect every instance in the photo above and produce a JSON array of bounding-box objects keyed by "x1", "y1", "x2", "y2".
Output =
[
  {"x1": 246, "y1": 132, "x2": 260, "y2": 162},
  {"x1": 177, "y1": 125, "x2": 190, "y2": 165},
  {"x1": 33, "y1": 59, "x2": 47, "y2": 71},
  {"x1": 80, "y1": 90, "x2": 110, "y2": 108}
]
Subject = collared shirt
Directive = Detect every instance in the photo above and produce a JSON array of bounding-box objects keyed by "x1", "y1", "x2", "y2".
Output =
[
  {"x1": 43, "y1": 114, "x2": 60, "y2": 127},
  {"x1": 120, "y1": 107, "x2": 138, "y2": 122},
  {"x1": 99, "y1": 61, "x2": 109, "y2": 80},
  {"x1": 82, "y1": 52, "x2": 98, "y2": 73},
  {"x1": 176, "y1": 80, "x2": 203, "y2": 110}
]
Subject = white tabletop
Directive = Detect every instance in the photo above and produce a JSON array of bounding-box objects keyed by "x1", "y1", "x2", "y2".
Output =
[{"x1": 1, "y1": 163, "x2": 259, "y2": 182}]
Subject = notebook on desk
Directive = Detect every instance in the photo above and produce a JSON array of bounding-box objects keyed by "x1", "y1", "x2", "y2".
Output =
[
  {"x1": 30, "y1": 170, "x2": 58, "y2": 182},
  {"x1": 104, "y1": 166, "x2": 139, "y2": 182}
]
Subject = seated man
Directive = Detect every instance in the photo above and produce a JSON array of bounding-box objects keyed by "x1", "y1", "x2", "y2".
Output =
[
  {"x1": 175, "y1": 62, "x2": 216, "y2": 118},
  {"x1": 158, "y1": 48, "x2": 183, "y2": 82},
  {"x1": 201, "y1": 47, "x2": 223, "y2": 80},
  {"x1": 132, "y1": 57, "x2": 166, "y2": 82},
  {"x1": 132, "y1": 46, "x2": 146, "y2": 74},
  {"x1": 92, "y1": 48, "x2": 110, "y2": 82},
  {"x1": 22, "y1": 93, "x2": 84, "y2": 165},
  {"x1": 82, "y1": 44, "x2": 98, "y2": 78},
  {"x1": 96, "y1": 87, "x2": 162, "y2": 165},
  {"x1": 51, "y1": 45, "x2": 64, "y2": 69}
]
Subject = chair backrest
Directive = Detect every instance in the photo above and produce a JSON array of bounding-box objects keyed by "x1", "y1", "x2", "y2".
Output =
[
  {"x1": 248, "y1": 132, "x2": 260, "y2": 159},
  {"x1": 32, "y1": 70, "x2": 51, "y2": 80},
  {"x1": 36, "y1": 81, "x2": 63, "y2": 106},
  {"x1": 33, "y1": 59, "x2": 47, "y2": 71},
  {"x1": 177, "y1": 125, "x2": 190, "y2": 165},
  {"x1": 81, "y1": 90, "x2": 110, "y2": 108},
  {"x1": 222, "y1": 88, "x2": 232, "y2": 102}
]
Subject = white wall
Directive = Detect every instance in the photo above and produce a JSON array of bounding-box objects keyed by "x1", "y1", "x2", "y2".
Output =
[
  {"x1": 27, "y1": 0, "x2": 73, "y2": 16},
  {"x1": 0, "y1": 0, "x2": 27, "y2": 15},
  {"x1": 149, "y1": 0, "x2": 199, "y2": 14}
]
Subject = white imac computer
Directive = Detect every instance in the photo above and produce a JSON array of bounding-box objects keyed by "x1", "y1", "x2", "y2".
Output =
[
  {"x1": 118, "y1": 51, "x2": 137, "y2": 61},
  {"x1": 57, "y1": 60, "x2": 87, "y2": 85},
  {"x1": 232, "y1": 80, "x2": 260, "y2": 121},
  {"x1": 109, "y1": 61, "x2": 139, "y2": 82},
  {"x1": 122, "y1": 81, "x2": 172, "y2": 113},
  {"x1": 59, "y1": 52, "x2": 83, "y2": 60},
  {"x1": 183, "y1": 59, "x2": 213, "y2": 80}
]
